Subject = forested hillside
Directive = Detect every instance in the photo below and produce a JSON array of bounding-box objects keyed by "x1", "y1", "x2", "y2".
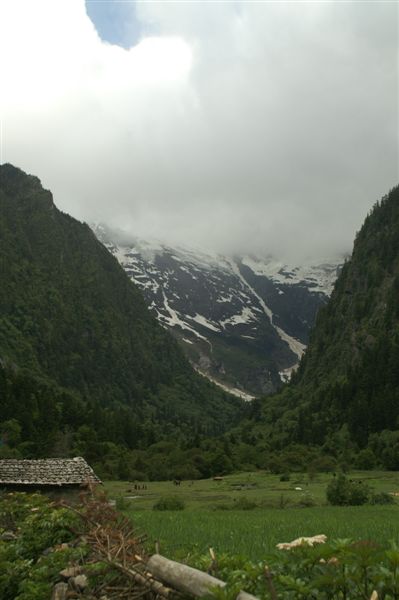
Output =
[
  {"x1": 245, "y1": 185, "x2": 399, "y2": 471},
  {"x1": 2, "y1": 165, "x2": 398, "y2": 478},
  {"x1": 0, "y1": 164, "x2": 243, "y2": 475}
]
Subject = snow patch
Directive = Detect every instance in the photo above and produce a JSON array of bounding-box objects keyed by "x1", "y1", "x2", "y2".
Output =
[
  {"x1": 241, "y1": 256, "x2": 340, "y2": 296},
  {"x1": 161, "y1": 292, "x2": 207, "y2": 341},
  {"x1": 220, "y1": 306, "x2": 256, "y2": 327},
  {"x1": 216, "y1": 294, "x2": 233, "y2": 303},
  {"x1": 279, "y1": 364, "x2": 299, "y2": 382},
  {"x1": 227, "y1": 259, "x2": 306, "y2": 359},
  {"x1": 190, "y1": 314, "x2": 220, "y2": 332}
]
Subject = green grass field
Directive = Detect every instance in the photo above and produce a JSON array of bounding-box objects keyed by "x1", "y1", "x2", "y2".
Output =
[
  {"x1": 130, "y1": 506, "x2": 399, "y2": 560},
  {"x1": 103, "y1": 471, "x2": 399, "y2": 561}
]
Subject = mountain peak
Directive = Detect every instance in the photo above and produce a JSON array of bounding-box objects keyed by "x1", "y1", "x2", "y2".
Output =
[{"x1": 0, "y1": 163, "x2": 53, "y2": 210}]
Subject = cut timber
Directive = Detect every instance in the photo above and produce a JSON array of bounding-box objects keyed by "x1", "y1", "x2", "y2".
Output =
[{"x1": 147, "y1": 554, "x2": 258, "y2": 600}]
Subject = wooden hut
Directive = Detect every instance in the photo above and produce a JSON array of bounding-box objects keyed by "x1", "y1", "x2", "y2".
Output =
[{"x1": 0, "y1": 456, "x2": 101, "y2": 500}]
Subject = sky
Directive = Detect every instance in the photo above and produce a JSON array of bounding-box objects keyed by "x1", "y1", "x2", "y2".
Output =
[{"x1": 0, "y1": 0, "x2": 398, "y2": 260}]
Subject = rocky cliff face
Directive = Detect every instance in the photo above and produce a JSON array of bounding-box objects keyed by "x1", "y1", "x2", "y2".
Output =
[{"x1": 93, "y1": 224, "x2": 342, "y2": 397}]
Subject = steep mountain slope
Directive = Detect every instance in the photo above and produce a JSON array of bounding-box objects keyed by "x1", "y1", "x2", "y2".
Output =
[
  {"x1": 94, "y1": 225, "x2": 341, "y2": 396},
  {"x1": 259, "y1": 185, "x2": 399, "y2": 454},
  {"x1": 0, "y1": 164, "x2": 243, "y2": 459}
]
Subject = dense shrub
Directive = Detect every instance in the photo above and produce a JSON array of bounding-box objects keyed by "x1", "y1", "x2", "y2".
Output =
[
  {"x1": 152, "y1": 496, "x2": 185, "y2": 511},
  {"x1": 326, "y1": 474, "x2": 370, "y2": 506}
]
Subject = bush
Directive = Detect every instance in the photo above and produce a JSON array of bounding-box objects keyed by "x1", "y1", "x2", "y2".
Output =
[
  {"x1": 279, "y1": 473, "x2": 290, "y2": 482},
  {"x1": 347, "y1": 483, "x2": 370, "y2": 506},
  {"x1": 369, "y1": 492, "x2": 396, "y2": 505},
  {"x1": 152, "y1": 496, "x2": 185, "y2": 511},
  {"x1": 326, "y1": 474, "x2": 370, "y2": 506}
]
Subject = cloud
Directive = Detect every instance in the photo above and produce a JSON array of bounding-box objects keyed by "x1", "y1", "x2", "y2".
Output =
[{"x1": 1, "y1": 0, "x2": 397, "y2": 260}]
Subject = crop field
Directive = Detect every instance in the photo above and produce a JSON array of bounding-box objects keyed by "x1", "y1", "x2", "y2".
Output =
[
  {"x1": 129, "y1": 506, "x2": 399, "y2": 560},
  {"x1": 104, "y1": 471, "x2": 399, "y2": 561}
]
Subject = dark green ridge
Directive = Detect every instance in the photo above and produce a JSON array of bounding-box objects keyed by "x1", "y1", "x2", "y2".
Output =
[
  {"x1": 0, "y1": 164, "x2": 243, "y2": 461},
  {"x1": 250, "y1": 184, "x2": 399, "y2": 460}
]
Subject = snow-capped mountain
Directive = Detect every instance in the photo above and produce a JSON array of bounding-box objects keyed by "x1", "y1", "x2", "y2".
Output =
[{"x1": 93, "y1": 224, "x2": 343, "y2": 398}]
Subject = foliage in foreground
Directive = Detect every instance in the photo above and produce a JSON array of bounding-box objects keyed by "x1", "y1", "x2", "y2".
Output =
[
  {"x1": 191, "y1": 539, "x2": 399, "y2": 599},
  {"x1": 0, "y1": 492, "x2": 83, "y2": 600},
  {"x1": 2, "y1": 491, "x2": 399, "y2": 599}
]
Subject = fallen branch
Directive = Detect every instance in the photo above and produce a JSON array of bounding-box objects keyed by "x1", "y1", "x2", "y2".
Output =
[{"x1": 147, "y1": 554, "x2": 259, "y2": 600}]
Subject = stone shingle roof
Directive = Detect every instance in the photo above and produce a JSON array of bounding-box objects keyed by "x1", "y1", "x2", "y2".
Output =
[{"x1": 0, "y1": 457, "x2": 101, "y2": 486}]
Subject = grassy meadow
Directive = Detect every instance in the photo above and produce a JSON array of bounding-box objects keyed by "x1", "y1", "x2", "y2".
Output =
[{"x1": 104, "y1": 471, "x2": 399, "y2": 561}]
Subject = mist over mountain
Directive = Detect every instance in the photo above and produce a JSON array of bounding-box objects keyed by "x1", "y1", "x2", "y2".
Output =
[{"x1": 2, "y1": 2, "x2": 397, "y2": 264}]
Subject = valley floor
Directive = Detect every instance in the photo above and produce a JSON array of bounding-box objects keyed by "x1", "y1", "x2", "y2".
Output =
[
  {"x1": 104, "y1": 470, "x2": 399, "y2": 561},
  {"x1": 131, "y1": 505, "x2": 399, "y2": 560}
]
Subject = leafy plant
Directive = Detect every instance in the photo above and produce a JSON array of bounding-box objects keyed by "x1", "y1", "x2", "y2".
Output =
[
  {"x1": 0, "y1": 493, "x2": 83, "y2": 600},
  {"x1": 188, "y1": 538, "x2": 399, "y2": 599},
  {"x1": 326, "y1": 474, "x2": 370, "y2": 506}
]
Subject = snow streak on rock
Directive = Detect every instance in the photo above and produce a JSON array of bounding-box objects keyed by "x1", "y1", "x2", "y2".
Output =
[
  {"x1": 226, "y1": 259, "x2": 306, "y2": 359},
  {"x1": 92, "y1": 224, "x2": 342, "y2": 396}
]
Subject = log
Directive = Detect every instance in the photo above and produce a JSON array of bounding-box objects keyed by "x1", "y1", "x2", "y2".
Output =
[{"x1": 147, "y1": 554, "x2": 259, "y2": 600}]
